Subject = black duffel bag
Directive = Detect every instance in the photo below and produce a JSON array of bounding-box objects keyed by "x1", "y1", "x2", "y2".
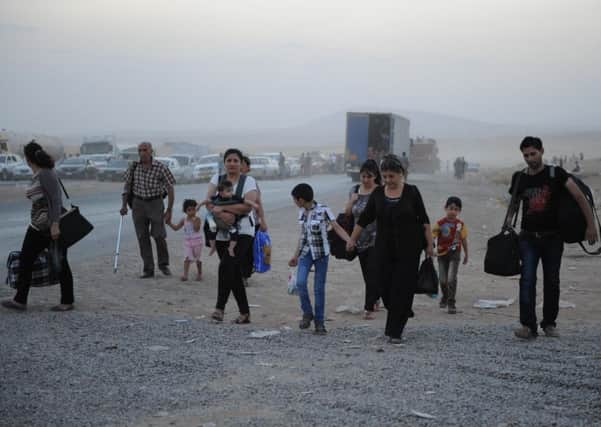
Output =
[
  {"x1": 484, "y1": 227, "x2": 521, "y2": 276},
  {"x1": 484, "y1": 170, "x2": 523, "y2": 276}
]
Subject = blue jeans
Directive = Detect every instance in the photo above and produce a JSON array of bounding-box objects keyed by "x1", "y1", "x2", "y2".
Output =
[
  {"x1": 296, "y1": 252, "x2": 329, "y2": 323},
  {"x1": 519, "y1": 234, "x2": 563, "y2": 333}
]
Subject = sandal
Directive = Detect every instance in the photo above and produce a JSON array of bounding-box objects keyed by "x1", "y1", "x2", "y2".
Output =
[
  {"x1": 211, "y1": 310, "x2": 224, "y2": 322},
  {"x1": 363, "y1": 310, "x2": 375, "y2": 320},
  {"x1": 233, "y1": 314, "x2": 250, "y2": 324},
  {"x1": 180, "y1": 276, "x2": 188, "y2": 282}
]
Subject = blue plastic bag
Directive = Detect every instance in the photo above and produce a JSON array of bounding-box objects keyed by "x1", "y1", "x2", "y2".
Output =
[{"x1": 253, "y1": 231, "x2": 272, "y2": 273}]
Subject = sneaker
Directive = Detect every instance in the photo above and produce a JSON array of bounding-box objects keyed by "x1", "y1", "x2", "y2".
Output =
[
  {"x1": 448, "y1": 305, "x2": 457, "y2": 314},
  {"x1": 299, "y1": 314, "x2": 313, "y2": 329},
  {"x1": 543, "y1": 326, "x2": 560, "y2": 338},
  {"x1": 439, "y1": 299, "x2": 447, "y2": 309},
  {"x1": 314, "y1": 322, "x2": 327, "y2": 335},
  {"x1": 514, "y1": 325, "x2": 536, "y2": 339},
  {"x1": 389, "y1": 337, "x2": 402, "y2": 345}
]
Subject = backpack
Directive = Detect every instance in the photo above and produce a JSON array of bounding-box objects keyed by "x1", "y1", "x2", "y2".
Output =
[{"x1": 552, "y1": 166, "x2": 601, "y2": 254}]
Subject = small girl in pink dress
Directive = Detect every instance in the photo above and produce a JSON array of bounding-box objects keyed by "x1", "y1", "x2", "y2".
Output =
[{"x1": 167, "y1": 199, "x2": 203, "y2": 281}]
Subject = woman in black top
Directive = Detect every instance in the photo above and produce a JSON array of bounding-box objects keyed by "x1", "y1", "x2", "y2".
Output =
[
  {"x1": 347, "y1": 154, "x2": 433, "y2": 344},
  {"x1": 2, "y1": 141, "x2": 74, "y2": 312}
]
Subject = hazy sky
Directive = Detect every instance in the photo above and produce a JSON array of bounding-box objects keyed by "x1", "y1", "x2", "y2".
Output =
[{"x1": 1, "y1": 0, "x2": 600, "y2": 134}]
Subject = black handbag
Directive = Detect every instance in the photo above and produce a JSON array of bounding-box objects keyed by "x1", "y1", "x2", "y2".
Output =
[
  {"x1": 415, "y1": 256, "x2": 439, "y2": 294},
  {"x1": 58, "y1": 179, "x2": 94, "y2": 248},
  {"x1": 484, "y1": 171, "x2": 522, "y2": 276}
]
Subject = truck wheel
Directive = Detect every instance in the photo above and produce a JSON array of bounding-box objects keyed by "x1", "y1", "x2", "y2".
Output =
[{"x1": 1, "y1": 170, "x2": 8, "y2": 181}]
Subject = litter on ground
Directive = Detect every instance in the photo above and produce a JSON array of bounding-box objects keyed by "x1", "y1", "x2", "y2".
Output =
[
  {"x1": 473, "y1": 298, "x2": 515, "y2": 309},
  {"x1": 249, "y1": 330, "x2": 281, "y2": 338}
]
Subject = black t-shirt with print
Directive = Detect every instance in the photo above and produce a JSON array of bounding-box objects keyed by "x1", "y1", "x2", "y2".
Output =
[{"x1": 508, "y1": 165, "x2": 569, "y2": 232}]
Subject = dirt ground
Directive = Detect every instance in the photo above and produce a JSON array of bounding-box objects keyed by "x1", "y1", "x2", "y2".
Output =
[{"x1": 12, "y1": 162, "x2": 601, "y2": 333}]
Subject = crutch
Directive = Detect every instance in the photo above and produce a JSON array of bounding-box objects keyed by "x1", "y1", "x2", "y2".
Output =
[{"x1": 114, "y1": 215, "x2": 124, "y2": 273}]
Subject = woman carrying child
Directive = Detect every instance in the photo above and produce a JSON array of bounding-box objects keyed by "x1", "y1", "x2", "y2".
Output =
[
  {"x1": 204, "y1": 148, "x2": 258, "y2": 324},
  {"x1": 167, "y1": 199, "x2": 203, "y2": 281}
]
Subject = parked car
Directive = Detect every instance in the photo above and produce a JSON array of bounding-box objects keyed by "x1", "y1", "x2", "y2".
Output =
[
  {"x1": 96, "y1": 159, "x2": 130, "y2": 182},
  {"x1": 168, "y1": 154, "x2": 196, "y2": 183},
  {"x1": 56, "y1": 157, "x2": 98, "y2": 179},
  {"x1": 248, "y1": 156, "x2": 279, "y2": 179},
  {"x1": 82, "y1": 154, "x2": 113, "y2": 168},
  {"x1": 466, "y1": 162, "x2": 480, "y2": 173},
  {"x1": 256, "y1": 152, "x2": 288, "y2": 177},
  {"x1": 286, "y1": 157, "x2": 302, "y2": 177},
  {"x1": 0, "y1": 153, "x2": 23, "y2": 180},
  {"x1": 155, "y1": 157, "x2": 185, "y2": 184},
  {"x1": 193, "y1": 154, "x2": 221, "y2": 182},
  {"x1": 10, "y1": 162, "x2": 33, "y2": 180}
]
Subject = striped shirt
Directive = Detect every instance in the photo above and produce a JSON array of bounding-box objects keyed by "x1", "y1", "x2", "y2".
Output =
[
  {"x1": 122, "y1": 160, "x2": 176, "y2": 199},
  {"x1": 26, "y1": 169, "x2": 63, "y2": 231},
  {"x1": 298, "y1": 202, "x2": 336, "y2": 260}
]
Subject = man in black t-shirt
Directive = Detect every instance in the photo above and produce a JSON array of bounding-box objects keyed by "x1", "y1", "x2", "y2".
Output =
[{"x1": 507, "y1": 137, "x2": 598, "y2": 339}]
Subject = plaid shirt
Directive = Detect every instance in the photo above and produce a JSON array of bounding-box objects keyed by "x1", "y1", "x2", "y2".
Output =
[
  {"x1": 297, "y1": 202, "x2": 336, "y2": 260},
  {"x1": 122, "y1": 160, "x2": 176, "y2": 199}
]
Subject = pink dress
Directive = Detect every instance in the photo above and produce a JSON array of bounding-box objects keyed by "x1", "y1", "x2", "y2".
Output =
[{"x1": 183, "y1": 218, "x2": 203, "y2": 261}]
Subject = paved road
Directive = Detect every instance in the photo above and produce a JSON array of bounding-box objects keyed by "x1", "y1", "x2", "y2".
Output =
[{"x1": 0, "y1": 175, "x2": 352, "y2": 277}]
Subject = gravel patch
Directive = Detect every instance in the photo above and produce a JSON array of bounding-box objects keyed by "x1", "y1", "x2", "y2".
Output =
[{"x1": 1, "y1": 311, "x2": 600, "y2": 426}]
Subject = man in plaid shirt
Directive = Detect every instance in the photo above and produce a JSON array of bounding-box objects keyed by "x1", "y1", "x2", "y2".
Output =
[
  {"x1": 288, "y1": 183, "x2": 350, "y2": 335},
  {"x1": 120, "y1": 142, "x2": 176, "y2": 278}
]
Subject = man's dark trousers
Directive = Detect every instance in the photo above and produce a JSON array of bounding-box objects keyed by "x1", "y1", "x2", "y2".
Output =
[
  {"x1": 518, "y1": 233, "x2": 563, "y2": 334},
  {"x1": 132, "y1": 197, "x2": 169, "y2": 274}
]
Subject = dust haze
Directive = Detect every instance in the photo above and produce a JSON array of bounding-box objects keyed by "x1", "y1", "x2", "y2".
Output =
[{"x1": 1, "y1": 0, "x2": 601, "y2": 167}]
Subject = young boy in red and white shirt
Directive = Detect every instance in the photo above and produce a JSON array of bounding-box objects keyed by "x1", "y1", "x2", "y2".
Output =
[{"x1": 432, "y1": 196, "x2": 469, "y2": 314}]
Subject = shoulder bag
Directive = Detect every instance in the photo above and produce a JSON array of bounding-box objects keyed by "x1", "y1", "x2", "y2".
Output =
[{"x1": 58, "y1": 179, "x2": 94, "y2": 248}]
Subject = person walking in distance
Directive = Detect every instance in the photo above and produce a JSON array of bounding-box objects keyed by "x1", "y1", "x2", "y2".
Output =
[
  {"x1": 2, "y1": 141, "x2": 75, "y2": 312},
  {"x1": 347, "y1": 154, "x2": 433, "y2": 344},
  {"x1": 432, "y1": 196, "x2": 469, "y2": 314},
  {"x1": 508, "y1": 137, "x2": 598, "y2": 339},
  {"x1": 120, "y1": 142, "x2": 176, "y2": 278},
  {"x1": 343, "y1": 159, "x2": 381, "y2": 320}
]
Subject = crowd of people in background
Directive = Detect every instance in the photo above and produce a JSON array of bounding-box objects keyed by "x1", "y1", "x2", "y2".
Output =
[{"x1": 2, "y1": 138, "x2": 599, "y2": 345}]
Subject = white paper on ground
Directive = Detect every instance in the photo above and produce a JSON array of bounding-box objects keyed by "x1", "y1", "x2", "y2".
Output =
[
  {"x1": 249, "y1": 330, "x2": 281, "y2": 338},
  {"x1": 473, "y1": 298, "x2": 515, "y2": 309}
]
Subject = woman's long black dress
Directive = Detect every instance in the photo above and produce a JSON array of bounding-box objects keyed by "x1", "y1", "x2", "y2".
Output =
[{"x1": 358, "y1": 184, "x2": 430, "y2": 339}]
